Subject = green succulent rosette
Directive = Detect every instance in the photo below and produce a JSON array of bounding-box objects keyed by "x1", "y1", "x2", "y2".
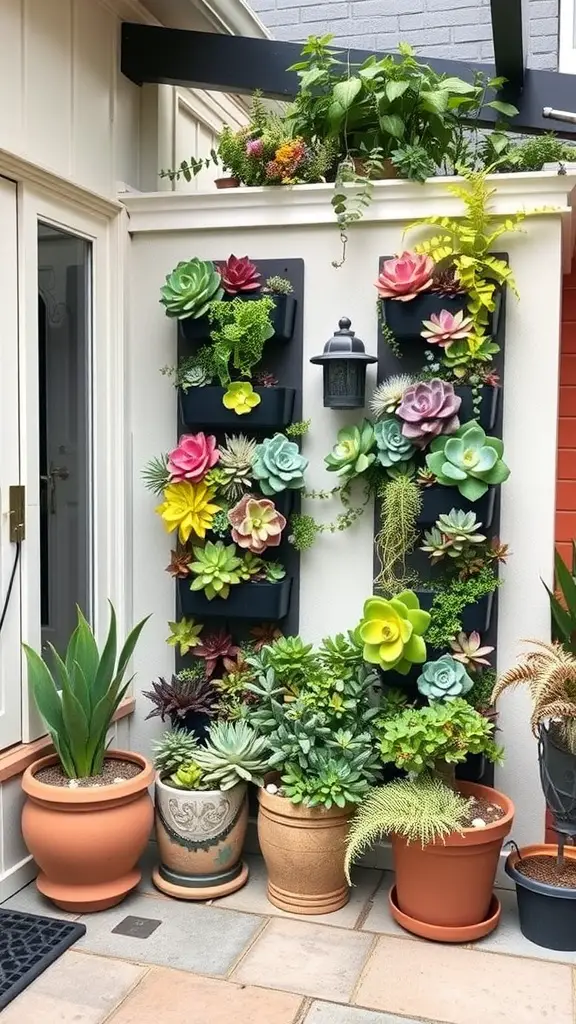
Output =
[
  {"x1": 160, "y1": 258, "x2": 224, "y2": 320},
  {"x1": 325, "y1": 420, "x2": 376, "y2": 480},
  {"x1": 426, "y1": 420, "x2": 510, "y2": 501},
  {"x1": 252, "y1": 433, "x2": 308, "y2": 496},
  {"x1": 358, "y1": 591, "x2": 430, "y2": 675}
]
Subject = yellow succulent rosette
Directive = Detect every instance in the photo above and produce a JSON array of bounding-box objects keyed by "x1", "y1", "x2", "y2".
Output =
[
  {"x1": 155, "y1": 481, "x2": 220, "y2": 543},
  {"x1": 222, "y1": 381, "x2": 262, "y2": 416},
  {"x1": 359, "y1": 591, "x2": 431, "y2": 675}
]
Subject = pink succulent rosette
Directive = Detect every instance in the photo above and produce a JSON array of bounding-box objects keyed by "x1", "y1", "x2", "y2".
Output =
[
  {"x1": 167, "y1": 432, "x2": 220, "y2": 483},
  {"x1": 421, "y1": 309, "x2": 474, "y2": 349},
  {"x1": 397, "y1": 379, "x2": 462, "y2": 448},
  {"x1": 374, "y1": 252, "x2": 435, "y2": 301},
  {"x1": 228, "y1": 494, "x2": 286, "y2": 554}
]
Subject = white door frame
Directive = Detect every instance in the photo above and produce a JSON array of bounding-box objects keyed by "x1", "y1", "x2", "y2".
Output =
[{"x1": 17, "y1": 182, "x2": 129, "y2": 743}]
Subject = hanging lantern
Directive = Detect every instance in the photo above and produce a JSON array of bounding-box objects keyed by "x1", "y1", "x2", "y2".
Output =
[{"x1": 310, "y1": 317, "x2": 377, "y2": 409}]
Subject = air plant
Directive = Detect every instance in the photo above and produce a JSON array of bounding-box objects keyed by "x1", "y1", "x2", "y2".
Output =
[
  {"x1": 492, "y1": 640, "x2": 576, "y2": 751},
  {"x1": 218, "y1": 434, "x2": 257, "y2": 501},
  {"x1": 369, "y1": 375, "x2": 414, "y2": 419},
  {"x1": 374, "y1": 252, "x2": 435, "y2": 301},
  {"x1": 142, "y1": 454, "x2": 170, "y2": 495},
  {"x1": 217, "y1": 254, "x2": 261, "y2": 294},
  {"x1": 450, "y1": 632, "x2": 494, "y2": 671}
]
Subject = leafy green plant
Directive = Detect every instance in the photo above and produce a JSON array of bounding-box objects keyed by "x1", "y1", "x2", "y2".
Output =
[
  {"x1": 374, "y1": 474, "x2": 422, "y2": 594},
  {"x1": 288, "y1": 499, "x2": 365, "y2": 553},
  {"x1": 544, "y1": 542, "x2": 576, "y2": 655},
  {"x1": 193, "y1": 720, "x2": 270, "y2": 789},
  {"x1": 259, "y1": 635, "x2": 316, "y2": 689},
  {"x1": 282, "y1": 753, "x2": 373, "y2": 809},
  {"x1": 160, "y1": 258, "x2": 223, "y2": 320},
  {"x1": 484, "y1": 132, "x2": 576, "y2": 173},
  {"x1": 318, "y1": 630, "x2": 365, "y2": 680},
  {"x1": 207, "y1": 297, "x2": 274, "y2": 386},
  {"x1": 345, "y1": 775, "x2": 471, "y2": 876},
  {"x1": 152, "y1": 728, "x2": 199, "y2": 776},
  {"x1": 23, "y1": 604, "x2": 149, "y2": 779},
  {"x1": 286, "y1": 419, "x2": 311, "y2": 438},
  {"x1": 426, "y1": 565, "x2": 501, "y2": 650}
]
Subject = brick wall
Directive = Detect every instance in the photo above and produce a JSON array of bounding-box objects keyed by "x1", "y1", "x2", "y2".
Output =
[{"x1": 249, "y1": 0, "x2": 558, "y2": 71}]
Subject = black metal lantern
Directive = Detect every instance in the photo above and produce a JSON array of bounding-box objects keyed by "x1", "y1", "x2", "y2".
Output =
[{"x1": 310, "y1": 317, "x2": 377, "y2": 409}]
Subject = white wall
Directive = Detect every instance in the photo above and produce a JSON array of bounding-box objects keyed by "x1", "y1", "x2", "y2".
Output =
[{"x1": 124, "y1": 175, "x2": 576, "y2": 848}]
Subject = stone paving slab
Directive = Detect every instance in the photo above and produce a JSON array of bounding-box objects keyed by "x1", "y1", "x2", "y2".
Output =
[
  {"x1": 75, "y1": 891, "x2": 264, "y2": 975},
  {"x1": 107, "y1": 966, "x2": 303, "y2": 1023},
  {"x1": 0, "y1": 950, "x2": 146, "y2": 1023},
  {"x1": 232, "y1": 917, "x2": 374, "y2": 1002},
  {"x1": 355, "y1": 935, "x2": 575, "y2": 1024},
  {"x1": 2, "y1": 879, "x2": 81, "y2": 921},
  {"x1": 467, "y1": 885, "x2": 576, "y2": 964},
  {"x1": 215, "y1": 853, "x2": 382, "y2": 928},
  {"x1": 304, "y1": 1002, "x2": 431, "y2": 1024}
]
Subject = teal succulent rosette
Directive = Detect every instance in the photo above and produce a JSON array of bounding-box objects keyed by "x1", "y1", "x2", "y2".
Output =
[
  {"x1": 252, "y1": 433, "x2": 308, "y2": 495},
  {"x1": 417, "y1": 654, "x2": 474, "y2": 701},
  {"x1": 374, "y1": 418, "x2": 415, "y2": 468},
  {"x1": 426, "y1": 420, "x2": 510, "y2": 501}
]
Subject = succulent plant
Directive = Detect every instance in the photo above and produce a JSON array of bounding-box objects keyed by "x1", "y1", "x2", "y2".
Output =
[
  {"x1": 193, "y1": 720, "x2": 270, "y2": 790},
  {"x1": 217, "y1": 254, "x2": 261, "y2": 294},
  {"x1": 417, "y1": 654, "x2": 474, "y2": 701},
  {"x1": 193, "y1": 629, "x2": 240, "y2": 677},
  {"x1": 218, "y1": 434, "x2": 257, "y2": 500},
  {"x1": 180, "y1": 364, "x2": 211, "y2": 389},
  {"x1": 222, "y1": 381, "x2": 262, "y2": 416},
  {"x1": 211, "y1": 509, "x2": 232, "y2": 538},
  {"x1": 358, "y1": 591, "x2": 430, "y2": 675},
  {"x1": 253, "y1": 369, "x2": 279, "y2": 388},
  {"x1": 373, "y1": 418, "x2": 416, "y2": 469},
  {"x1": 253, "y1": 433, "x2": 308, "y2": 495},
  {"x1": 369, "y1": 375, "x2": 414, "y2": 419},
  {"x1": 431, "y1": 267, "x2": 465, "y2": 296},
  {"x1": 421, "y1": 309, "x2": 474, "y2": 348},
  {"x1": 450, "y1": 631, "x2": 494, "y2": 670},
  {"x1": 416, "y1": 467, "x2": 437, "y2": 488},
  {"x1": 152, "y1": 728, "x2": 200, "y2": 776},
  {"x1": 426, "y1": 420, "x2": 510, "y2": 502},
  {"x1": 260, "y1": 561, "x2": 286, "y2": 582},
  {"x1": 143, "y1": 673, "x2": 219, "y2": 724},
  {"x1": 374, "y1": 252, "x2": 435, "y2": 301},
  {"x1": 421, "y1": 509, "x2": 486, "y2": 563},
  {"x1": 228, "y1": 495, "x2": 286, "y2": 553},
  {"x1": 166, "y1": 549, "x2": 192, "y2": 579},
  {"x1": 324, "y1": 421, "x2": 375, "y2": 481},
  {"x1": 250, "y1": 623, "x2": 283, "y2": 650},
  {"x1": 166, "y1": 616, "x2": 203, "y2": 655},
  {"x1": 188, "y1": 540, "x2": 244, "y2": 600},
  {"x1": 396, "y1": 379, "x2": 461, "y2": 448},
  {"x1": 169, "y1": 761, "x2": 206, "y2": 790},
  {"x1": 156, "y1": 481, "x2": 221, "y2": 543},
  {"x1": 239, "y1": 551, "x2": 266, "y2": 579},
  {"x1": 167, "y1": 433, "x2": 220, "y2": 484},
  {"x1": 160, "y1": 258, "x2": 223, "y2": 319},
  {"x1": 264, "y1": 275, "x2": 293, "y2": 295},
  {"x1": 419, "y1": 527, "x2": 452, "y2": 563}
]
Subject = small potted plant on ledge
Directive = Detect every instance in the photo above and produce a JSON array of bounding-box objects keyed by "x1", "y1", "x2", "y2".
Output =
[
  {"x1": 246, "y1": 632, "x2": 382, "y2": 914},
  {"x1": 152, "y1": 720, "x2": 269, "y2": 899},
  {"x1": 492, "y1": 638, "x2": 576, "y2": 951},
  {"x1": 20, "y1": 605, "x2": 153, "y2": 913}
]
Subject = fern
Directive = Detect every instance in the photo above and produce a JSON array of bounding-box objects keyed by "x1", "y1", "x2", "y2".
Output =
[
  {"x1": 374, "y1": 475, "x2": 422, "y2": 595},
  {"x1": 344, "y1": 776, "x2": 470, "y2": 880}
]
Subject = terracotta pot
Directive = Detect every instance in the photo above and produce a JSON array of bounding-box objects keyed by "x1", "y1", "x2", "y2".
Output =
[
  {"x1": 352, "y1": 157, "x2": 398, "y2": 179},
  {"x1": 390, "y1": 781, "x2": 514, "y2": 942},
  {"x1": 153, "y1": 778, "x2": 249, "y2": 899},
  {"x1": 258, "y1": 787, "x2": 352, "y2": 915},
  {"x1": 215, "y1": 176, "x2": 240, "y2": 189},
  {"x1": 21, "y1": 750, "x2": 154, "y2": 913}
]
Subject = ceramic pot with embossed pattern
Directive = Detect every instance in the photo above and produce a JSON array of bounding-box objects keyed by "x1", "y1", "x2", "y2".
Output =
[{"x1": 152, "y1": 776, "x2": 249, "y2": 899}]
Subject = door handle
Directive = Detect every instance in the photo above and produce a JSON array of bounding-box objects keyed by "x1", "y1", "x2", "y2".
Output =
[{"x1": 41, "y1": 464, "x2": 70, "y2": 514}]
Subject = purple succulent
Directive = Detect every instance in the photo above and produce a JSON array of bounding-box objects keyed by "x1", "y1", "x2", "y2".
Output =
[{"x1": 396, "y1": 379, "x2": 461, "y2": 448}]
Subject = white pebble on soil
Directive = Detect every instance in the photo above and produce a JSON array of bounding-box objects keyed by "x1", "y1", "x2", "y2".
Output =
[
  {"x1": 471, "y1": 818, "x2": 487, "y2": 828},
  {"x1": 265, "y1": 783, "x2": 278, "y2": 794},
  {"x1": 68, "y1": 780, "x2": 79, "y2": 788},
  {"x1": 114, "y1": 778, "x2": 125, "y2": 784}
]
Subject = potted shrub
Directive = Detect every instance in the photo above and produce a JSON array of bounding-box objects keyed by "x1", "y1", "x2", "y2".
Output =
[
  {"x1": 152, "y1": 720, "x2": 269, "y2": 899},
  {"x1": 20, "y1": 605, "x2": 154, "y2": 913},
  {"x1": 246, "y1": 632, "x2": 382, "y2": 914},
  {"x1": 492, "y1": 639, "x2": 576, "y2": 950},
  {"x1": 345, "y1": 692, "x2": 513, "y2": 942}
]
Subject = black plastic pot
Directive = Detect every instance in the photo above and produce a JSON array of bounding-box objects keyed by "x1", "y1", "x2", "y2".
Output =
[
  {"x1": 454, "y1": 386, "x2": 499, "y2": 432},
  {"x1": 506, "y1": 847, "x2": 576, "y2": 951},
  {"x1": 417, "y1": 485, "x2": 496, "y2": 529},
  {"x1": 416, "y1": 590, "x2": 494, "y2": 634},
  {"x1": 456, "y1": 753, "x2": 487, "y2": 784},
  {"x1": 381, "y1": 289, "x2": 502, "y2": 342},
  {"x1": 179, "y1": 386, "x2": 295, "y2": 431},
  {"x1": 539, "y1": 724, "x2": 576, "y2": 835},
  {"x1": 178, "y1": 577, "x2": 292, "y2": 621}
]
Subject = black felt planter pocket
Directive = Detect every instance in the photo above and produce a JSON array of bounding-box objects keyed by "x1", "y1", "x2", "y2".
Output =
[
  {"x1": 179, "y1": 387, "x2": 295, "y2": 431},
  {"x1": 178, "y1": 315, "x2": 211, "y2": 344},
  {"x1": 454, "y1": 385, "x2": 499, "y2": 432},
  {"x1": 381, "y1": 289, "x2": 502, "y2": 343},
  {"x1": 178, "y1": 577, "x2": 292, "y2": 621},
  {"x1": 416, "y1": 590, "x2": 494, "y2": 634},
  {"x1": 417, "y1": 485, "x2": 496, "y2": 530}
]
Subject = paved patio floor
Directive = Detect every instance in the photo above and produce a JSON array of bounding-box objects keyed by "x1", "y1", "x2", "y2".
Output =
[{"x1": 2, "y1": 848, "x2": 575, "y2": 1023}]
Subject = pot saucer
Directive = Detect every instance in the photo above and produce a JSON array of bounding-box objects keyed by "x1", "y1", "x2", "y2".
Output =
[
  {"x1": 152, "y1": 861, "x2": 249, "y2": 900},
  {"x1": 388, "y1": 885, "x2": 501, "y2": 943}
]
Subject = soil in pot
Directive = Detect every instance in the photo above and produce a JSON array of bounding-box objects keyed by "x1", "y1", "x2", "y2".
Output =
[
  {"x1": 21, "y1": 750, "x2": 154, "y2": 913},
  {"x1": 390, "y1": 780, "x2": 514, "y2": 941},
  {"x1": 35, "y1": 758, "x2": 141, "y2": 787},
  {"x1": 506, "y1": 844, "x2": 576, "y2": 951},
  {"x1": 257, "y1": 786, "x2": 352, "y2": 915}
]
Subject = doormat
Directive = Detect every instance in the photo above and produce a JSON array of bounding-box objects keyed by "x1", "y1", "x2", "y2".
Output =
[{"x1": 0, "y1": 907, "x2": 86, "y2": 1010}]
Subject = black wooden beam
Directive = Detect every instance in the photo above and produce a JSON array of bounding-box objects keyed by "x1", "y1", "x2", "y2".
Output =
[
  {"x1": 490, "y1": 0, "x2": 527, "y2": 90},
  {"x1": 120, "y1": 23, "x2": 576, "y2": 138}
]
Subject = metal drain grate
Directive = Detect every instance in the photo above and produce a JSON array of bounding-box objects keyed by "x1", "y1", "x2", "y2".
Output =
[{"x1": 0, "y1": 907, "x2": 86, "y2": 1010}]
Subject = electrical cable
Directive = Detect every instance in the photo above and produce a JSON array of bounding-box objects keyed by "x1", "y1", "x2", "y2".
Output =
[{"x1": 0, "y1": 542, "x2": 21, "y2": 636}]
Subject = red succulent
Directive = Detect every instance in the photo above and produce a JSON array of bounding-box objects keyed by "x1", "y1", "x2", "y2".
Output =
[
  {"x1": 218, "y1": 255, "x2": 261, "y2": 295},
  {"x1": 193, "y1": 629, "x2": 240, "y2": 677},
  {"x1": 143, "y1": 675, "x2": 219, "y2": 723},
  {"x1": 166, "y1": 549, "x2": 191, "y2": 579}
]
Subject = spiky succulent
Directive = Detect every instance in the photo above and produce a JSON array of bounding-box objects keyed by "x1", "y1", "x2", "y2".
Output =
[
  {"x1": 421, "y1": 509, "x2": 486, "y2": 563},
  {"x1": 188, "y1": 541, "x2": 243, "y2": 600},
  {"x1": 166, "y1": 617, "x2": 203, "y2": 655},
  {"x1": 152, "y1": 727, "x2": 199, "y2": 775},
  {"x1": 492, "y1": 640, "x2": 576, "y2": 748},
  {"x1": 218, "y1": 434, "x2": 257, "y2": 500},
  {"x1": 193, "y1": 720, "x2": 270, "y2": 790},
  {"x1": 143, "y1": 673, "x2": 219, "y2": 723},
  {"x1": 193, "y1": 629, "x2": 240, "y2": 678},
  {"x1": 142, "y1": 454, "x2": 170, "y2": 495},
  {"x1": 166, "y1": 550, "x2": 192, "y2": 580},
  {"x1": 160, "y1": 258, "x2": 223, "y2": 319},
  {"x1": 369, "y1": 376, "x2": 414, "y2": 419}
]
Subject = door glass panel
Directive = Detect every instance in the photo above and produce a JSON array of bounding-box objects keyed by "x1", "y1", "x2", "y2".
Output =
[{"x1": 38, "y1": 223, "x2": 91, "y2": 656}]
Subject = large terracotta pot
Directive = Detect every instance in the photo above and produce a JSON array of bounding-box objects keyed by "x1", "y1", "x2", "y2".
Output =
[
  {"x1": 258, "y1": 787, "x2": 352, "y2": 915},
  {"x1": 389, "y1": 781, "x2": 514, "y2": 942},
  {"x1": 153, "y1": 778, "x2": 249, "y2": 899},
  {"x1": 21, "y1": 750, "x2": 154, "y2": 913}
]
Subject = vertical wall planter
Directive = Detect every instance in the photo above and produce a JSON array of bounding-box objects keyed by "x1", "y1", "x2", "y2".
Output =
[
  {"x1": 417, "y1": 485, "x2": 497, "y2": 530},
  {"x1": 178, "y1": 577, "x2": 292, "y2": 622},
  {"x1": 179, "y1": 386, "x2": 296, "y2": 431},
  {"x1": 381, "y1": 288, "x2": 503, "y2": 343}
]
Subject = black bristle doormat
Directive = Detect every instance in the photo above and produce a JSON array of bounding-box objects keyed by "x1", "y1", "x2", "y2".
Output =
[{"x1": 0, "y1": 907, "x2": 86, "y2": 1010}]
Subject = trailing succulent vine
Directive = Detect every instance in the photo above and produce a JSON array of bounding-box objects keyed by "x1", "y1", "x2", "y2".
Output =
[{"x1": 374, "y1": 475, "x2": 422, "y2": 595}]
